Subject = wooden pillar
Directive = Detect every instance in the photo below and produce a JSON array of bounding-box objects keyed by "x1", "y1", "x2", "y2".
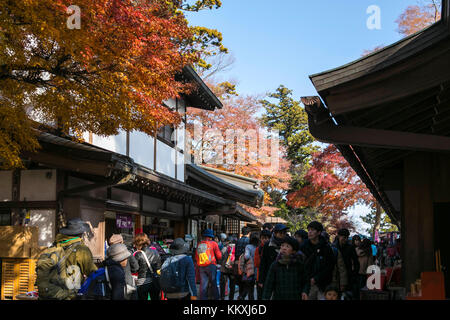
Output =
[{"x1": 403, "y1": 153, "x2": 434, "y2": 292}]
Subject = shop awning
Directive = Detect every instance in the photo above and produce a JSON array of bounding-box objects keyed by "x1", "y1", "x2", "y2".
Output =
[{"x1": 186, "y1": 163, "x2": 264, "y2": 208}]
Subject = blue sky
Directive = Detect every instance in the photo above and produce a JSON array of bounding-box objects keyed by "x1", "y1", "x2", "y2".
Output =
[
  {"x1": 185, "y1": 0, "x2": 423, "y2": 234},
  {"x1": 186, "y1": 0, "x2": 420, "y2": 98}
]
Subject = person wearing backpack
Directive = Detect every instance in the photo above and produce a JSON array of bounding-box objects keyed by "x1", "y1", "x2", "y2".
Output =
[
  {"x1": 195, "y1": 229, "x2": 222, "y2": 300},
  {"x1": 36, "y1": 218, "x2": 97, "y2": 300},
  {"x1": 159, "y1": 238, "x2": 197, "y2": 300},
  {"x1": 78, "y1": 243, "x2": 130, "y2": 300},
  {"x1": 133, "y1": 233, "x2": 162, "y2": 300},
  {"x1": 219, "y1": 236, "x2": 237, "y2": 300},
  {"x1": 238, "y1": 233, "x2": 259, "y2": 300},
  {"x1": 234, "y1": 226, "x2": 250, "y2": 299}
]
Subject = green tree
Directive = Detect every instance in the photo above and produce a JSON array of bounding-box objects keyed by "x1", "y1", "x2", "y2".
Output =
[
  {"x1": 260, "y1": 85, "x2": 318, "y2": 169},
  {"x1": 260, "y1": 85, "x2": 320, "y2": 224},
  {"x1": 361, "y1": 209, "x2": 399, "y2": 237}
]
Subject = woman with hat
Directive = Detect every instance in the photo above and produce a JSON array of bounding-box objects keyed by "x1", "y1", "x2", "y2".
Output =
[
  {"x1": 162, "y1": 238, "x2": 198, "y2": 300},
  {"x1": 104, "y1": 243, "x2": 131, "y2": 300},
  {"x1": 108, "y1": 234, "x2": 139, "y2": 300},
  {"x1": 262, "y1": 236, "x2": 308, "y2": 300}
]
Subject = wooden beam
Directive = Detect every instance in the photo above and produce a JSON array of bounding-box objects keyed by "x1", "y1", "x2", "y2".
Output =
[
  {"x1": 0, "y1": 201, "x2": 58, "y2": 209},
  {"x1": 306, "y1": 103, "x2": 450, "y2": 153}
]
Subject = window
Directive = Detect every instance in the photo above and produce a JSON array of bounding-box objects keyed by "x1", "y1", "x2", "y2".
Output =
[
  {"x1": 157, "y1": 125, "x2": 175, "y2": 145},
  {"x1": 0, "y1": 209, "x2": 11, "y2": 226}
]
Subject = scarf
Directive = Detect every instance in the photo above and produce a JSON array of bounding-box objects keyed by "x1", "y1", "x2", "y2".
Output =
[
  {"x1": 277, "y1": 253, "x2": 301, "y2": 266},
  {"x1": 271, "y1": 234, "x2": 284, "y2": 247}
]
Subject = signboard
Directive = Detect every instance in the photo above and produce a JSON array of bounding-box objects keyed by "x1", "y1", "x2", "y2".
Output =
[{"x1": 116, "y1": 214, "x2": 132, "y2": 229}]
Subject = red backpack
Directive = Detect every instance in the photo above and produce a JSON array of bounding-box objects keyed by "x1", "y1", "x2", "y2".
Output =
[{"x1": 197, "y1": 241, "x2": 215, "y2": 267}]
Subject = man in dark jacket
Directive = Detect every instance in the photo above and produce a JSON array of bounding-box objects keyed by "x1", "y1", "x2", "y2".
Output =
[
  {"x1": 163, "y1": 238, "x2": 198, "y2": 300},
  {"x1": 332, "y1": 228, "x2": 360, "y2": 300},
  {"x1": 300, "y1": 221, "x2": 335, "y2": 300},
  {"x1": 257, "y1": 224, "x2": 289, "y2": 293}
]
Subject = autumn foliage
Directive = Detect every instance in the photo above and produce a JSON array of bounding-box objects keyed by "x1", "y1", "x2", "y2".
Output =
[
  {"x1": 187, "y1": 85, "x2": 292, "y2": 218},
  {"x1": 0, "y1": 0, "x2": 225, "y2": 169},
  {"x1": 396, "y1": 0, "x2": 441, "y2": 36},
  {"x1": 287, "y1": 145, "x2": 375, "y2": 233}
]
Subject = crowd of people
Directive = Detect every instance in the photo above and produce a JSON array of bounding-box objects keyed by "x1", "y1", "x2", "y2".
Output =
[{"x1": 35, "y1": 217, "x2": 400, "y2": 301}]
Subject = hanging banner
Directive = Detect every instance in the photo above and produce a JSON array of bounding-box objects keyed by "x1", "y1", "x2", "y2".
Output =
[{"x1": 116, "y1": 214, "x2": 132, "y2": 229}]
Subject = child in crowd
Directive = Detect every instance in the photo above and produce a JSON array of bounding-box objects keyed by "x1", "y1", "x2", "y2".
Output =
[{"x1": 323, "y1": 285, "x2": 339, "y2": 300}]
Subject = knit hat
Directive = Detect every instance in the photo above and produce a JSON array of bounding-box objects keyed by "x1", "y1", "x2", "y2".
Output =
[
  {"x1": 107, "y1": 243, "x2": 131, "y2": 262},
  {"x1": 109, "y1": 234, "x2": 123, "y2": 245},
  {"x1": 281, "y1": 236, "x2": 300, "y2": 252},
  {"x1": 59, "y1": 218, "x2": 90, "y2": 236},
  {"x1": 170, "y1": 238, "x2": 189, "y2": 255},
  {"x1": 307, "y1": 221, "x2": 324, "y2": 233},
  {"x1": 220, "y1": 233, "x2": 227, "y2": 242}
]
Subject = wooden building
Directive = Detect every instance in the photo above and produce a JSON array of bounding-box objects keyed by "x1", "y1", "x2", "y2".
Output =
[
  {"x1": 0, "y1": 66, "x2": 262, "y2": 262},
  {"x1": 303, "y1": 0, "x2": 450, "y2": 297}
]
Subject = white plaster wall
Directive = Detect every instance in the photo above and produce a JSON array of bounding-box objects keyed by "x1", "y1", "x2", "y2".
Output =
[
  {"x1": 156, "y1": 140, "x2": 175, "y2": 178},
  {"x1": 29, "y1": 209, "x2": 55, "y2": 247},
  {"x1": 176, "y1": 150, "x2": 184, "y2": 182},
  {"x1": 91, "y1": 130, "x2": 127, "y2": 155},
  {"x1": 20, "y1": 169, "x2": 56, "y2": 201},
  {"x1": 0, "y1": 171, "x2": 12, "y2": 201},
  {"x1": 129, "y1": 130, "x2": 155, "y2": 170},
  {"x1": 163, "y1": 98, "x2": 177, "y2": 110}
]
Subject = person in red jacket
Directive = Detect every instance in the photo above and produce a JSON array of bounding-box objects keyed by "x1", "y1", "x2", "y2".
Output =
[
  {"x1": 195, "y1": 229, "x2": 222, "y2": 300},
  {"x1": 254, "y1": 229, "x2": 271, "y2": 300}
]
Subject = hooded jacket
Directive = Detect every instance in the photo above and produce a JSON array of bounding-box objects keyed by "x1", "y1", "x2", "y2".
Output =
[{"x1": 300, "y1": 236, "x2": 335, "y2": 292}]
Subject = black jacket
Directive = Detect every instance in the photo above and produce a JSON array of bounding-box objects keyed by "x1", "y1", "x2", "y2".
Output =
[
  {"x1": 134, "y1": 246, "x2": 162, "y2": 284},
  {"x1": 300, "y1": 236, "x2": 335, "y2": 292},
  {"x1": 332, "y1": 240, "x2": 360, "y2": 286},
  {"x1": 258, "y1": 237, "x2": 281, "y2": 286},
  {"x1": 104, "y1": 258, "x2": 126, "y2": 300}
]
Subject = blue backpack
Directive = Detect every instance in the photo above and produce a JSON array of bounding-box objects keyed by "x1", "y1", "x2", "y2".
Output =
[
  {"x1": 78, "y1": 267, "x2": 111, "y2": 299},
  {"x1": 159, "y1": 255, "x2": 186, "y2": 294}
]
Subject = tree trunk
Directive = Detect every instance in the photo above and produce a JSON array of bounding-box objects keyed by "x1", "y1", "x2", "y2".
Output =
[{"x1": 373, "y1": 202, "x2": 382, "y2": 240}]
